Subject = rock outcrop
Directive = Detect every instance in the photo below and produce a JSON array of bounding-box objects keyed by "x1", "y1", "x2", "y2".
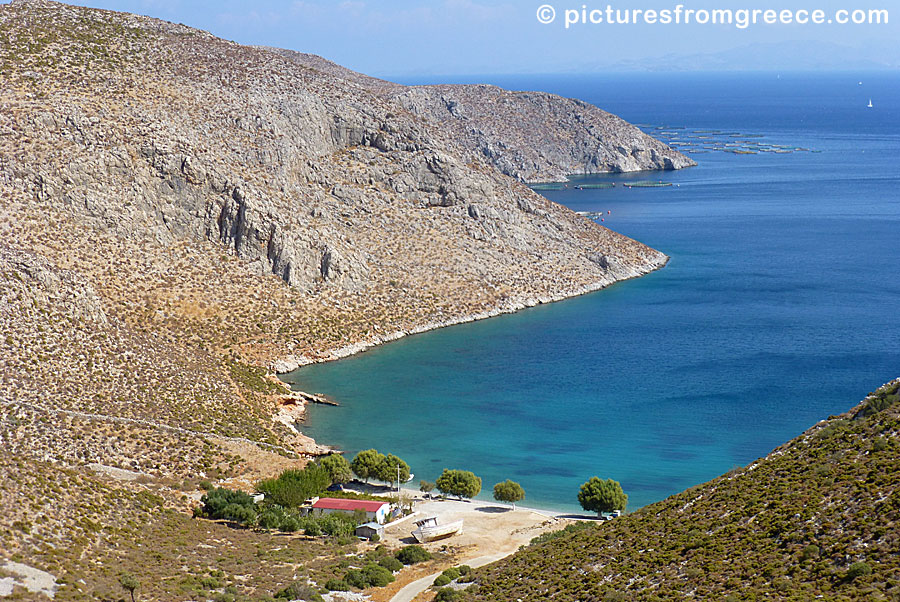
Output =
[{"x1": 271, "y1": 49, "x2": 696, "y2": 183}]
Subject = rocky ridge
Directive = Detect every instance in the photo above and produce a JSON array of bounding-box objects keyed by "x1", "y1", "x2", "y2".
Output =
[{"x1": 271, "y1": 49, "x2": 696, "y2": 182}]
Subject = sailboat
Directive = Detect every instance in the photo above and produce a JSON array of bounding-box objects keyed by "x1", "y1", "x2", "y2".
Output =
[{"x1": 867, "y1": 98, "x2": 874, "y2": 108}]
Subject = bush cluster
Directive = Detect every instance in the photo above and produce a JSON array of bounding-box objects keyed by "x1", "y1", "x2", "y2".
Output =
[{"x1": 395, "y1": 544, "x2": 431, "y2": 565}]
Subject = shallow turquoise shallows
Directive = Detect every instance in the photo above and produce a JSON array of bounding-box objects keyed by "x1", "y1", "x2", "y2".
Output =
[{"x1": 284, "y1": 72, "x2": 900, "y2": 513}]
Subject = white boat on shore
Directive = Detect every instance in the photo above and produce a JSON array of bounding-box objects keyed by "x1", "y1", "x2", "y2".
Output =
[{"x1": 412, "y1": 516, "x2": 463, "y2": 543}]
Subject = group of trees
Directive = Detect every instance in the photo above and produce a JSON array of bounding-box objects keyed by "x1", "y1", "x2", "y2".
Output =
[
  {"x1": 257, "y1": 463, "x2": 331, "y2": 508},
  {"x1": 419, "y1": 470, "x2": 526, "y2": 510},
  {"x1": 350, "y1": 449, "x2": 410, "y2": 486}
]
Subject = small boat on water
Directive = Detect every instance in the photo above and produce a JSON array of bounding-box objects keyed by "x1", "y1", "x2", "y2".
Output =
[
  {"x1": 868, "y1": 99, "x2": 874, "y2": 108},
  {"x1": 412, "y1": 516, "x2": 463, "y2": 543}
]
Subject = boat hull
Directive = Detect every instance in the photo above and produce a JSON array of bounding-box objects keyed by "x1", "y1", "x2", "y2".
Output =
[{"x1": 412, "y1": 519, "x2": 463, "y2": 543}]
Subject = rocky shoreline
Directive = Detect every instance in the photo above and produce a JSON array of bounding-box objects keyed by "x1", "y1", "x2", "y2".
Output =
[{"x1": 273, "y1": 251, "x2": 668, "y2": 373}]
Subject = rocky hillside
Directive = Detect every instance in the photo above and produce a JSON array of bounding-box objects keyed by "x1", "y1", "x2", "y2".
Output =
[
  {"x1": 273, "y1": 49, "x2": 695, "y2": 182},
  {"x1": 468, "y1": 379, "x2": 900, "y2": 601},
  {"x1": 0, "y1": 0, "x2": 688, "y2": 595}
]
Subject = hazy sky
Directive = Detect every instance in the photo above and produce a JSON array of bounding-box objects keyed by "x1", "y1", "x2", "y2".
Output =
[{"x1": 57, "y1": 0, "x2": 898, "y2": 75}]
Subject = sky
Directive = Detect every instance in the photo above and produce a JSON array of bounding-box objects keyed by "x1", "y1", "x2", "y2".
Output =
[{"x1": 52, "y1": 0, "x2": 900, "y2": 75}]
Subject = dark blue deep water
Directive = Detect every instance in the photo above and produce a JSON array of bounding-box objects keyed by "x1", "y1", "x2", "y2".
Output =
[{"x1": 285, "y1": 73, "x2": 900, "y2": 513}]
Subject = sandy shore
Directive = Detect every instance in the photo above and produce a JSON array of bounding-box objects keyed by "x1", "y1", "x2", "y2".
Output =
[{"x1": 358, "y1": 488, "x2": 596, "y2": 602}]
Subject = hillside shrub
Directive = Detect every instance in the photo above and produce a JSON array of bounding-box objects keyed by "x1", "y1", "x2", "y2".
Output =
[
  {"x1": 274, "y1": 582, "x2": 323, "y2": 601},
  {"x1": 435, "y1": 587, "x2": 464, "y2": 601},
  {"x1": 395, "y1": 545, "x2": 431, "y2": 564},
  {"x1": 198, "y1": 488, "x2": 257, "y2": 526},
  {"x1": 324, "y1": 579, "x2": 350, "y2": 591},
  {"x1": 433, "y1": 574, "x2": 451, "y2": 587},
  {"x1": 378, "y1": 556, "x2": 403, "y2": 572},
  {"x1": 846, "y1": 562, "x2": 872, "y2": 581}
]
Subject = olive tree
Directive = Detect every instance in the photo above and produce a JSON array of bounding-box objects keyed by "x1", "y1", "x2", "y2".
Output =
[{"x1": 119, "y1": 574, "x2": 140, "y2": 602}]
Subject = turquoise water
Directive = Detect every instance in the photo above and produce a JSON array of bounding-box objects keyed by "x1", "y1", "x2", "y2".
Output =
[{"x1": 284, "y1": 73, "x2": 900, "y2": 513}]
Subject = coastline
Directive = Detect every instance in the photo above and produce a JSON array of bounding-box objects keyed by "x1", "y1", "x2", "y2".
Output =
[{"x1": 272, "y1": 252, "x2": 669, "y2": 374}]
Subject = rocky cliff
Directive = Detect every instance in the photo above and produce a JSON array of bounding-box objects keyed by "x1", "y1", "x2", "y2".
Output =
[{"x1": 272, "y1": 49, "x2": 696, "y2": 182}]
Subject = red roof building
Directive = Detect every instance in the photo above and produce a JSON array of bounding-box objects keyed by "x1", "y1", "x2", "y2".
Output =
[
  {"x1": 310, "y1": 497, "x2": 391, "y2": 524},
  {"x1": 312, "y1": 498, "x2": 389, "y2": 512}
]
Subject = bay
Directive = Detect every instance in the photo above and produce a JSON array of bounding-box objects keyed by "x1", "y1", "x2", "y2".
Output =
[{"x1": 285, "y1": 72, "x2": 900, "y2": 512}]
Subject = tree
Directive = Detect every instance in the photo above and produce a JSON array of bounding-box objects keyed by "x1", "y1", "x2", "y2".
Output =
[
  {"x1": 119, "y1": 574, "x2": 139, "y2": 602},
  {"x1": 435, "y1": 469, "x2": 481, "y2": 499},
  {"x1": 577, "y1": 477, "x2": 627, "y2": 516},
  {"x1": 257, "y1": 464, "x2": 331, "y2": 508},
  {"x1": 375, "y1": 453, "x2": 410, "y2": 485},
  {"x1": 199, "y1": 487, "x2": 257, "y2": 525},
  {"x1": 419, "y1": 480, "x2": 435, "y2": 493},
  {"x1": 351, "y1": 449, "x2": 385, "y2": 483},
  {"x1": 493, "y1": 480, "x2": 525, "y2": 510},
  {"x1": 319, "y1": 454, "x2": 353, "y2": 485}
]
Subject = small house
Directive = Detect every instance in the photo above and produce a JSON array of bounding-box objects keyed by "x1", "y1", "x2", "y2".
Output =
[
  {"x1": 355, "y1": 522, "x2": 385, "y2": 540},
  {"x1": 310, "y1": 497, "x2": 391, "y2": 524}
]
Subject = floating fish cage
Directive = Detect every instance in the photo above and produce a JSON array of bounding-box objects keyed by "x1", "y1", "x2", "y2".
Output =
[
  {"x1": 529, "y1": 182, "x2": 616, "y2": 191},
  {"x1": 572, "y1": 183, "x2": 616, "y2": 190},
  {"x1": 623, "y1": 181, "x2": 673, "y2": 188}
]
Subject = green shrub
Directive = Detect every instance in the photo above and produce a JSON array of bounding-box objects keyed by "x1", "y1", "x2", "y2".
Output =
[
  {"x1": 275, "y1": 582, "x2": 323, "y2": 601},
  {"x1": 344, "y1": 570, "x2": 368, "y2": 589},
  {"x1": 257, "y1": 509, "x2": 282, "y2": 531},
  {"x1": 435, "y1": 587, "x2": 464, "y2": 602},
  {"x1": 530, "y1": 521, "x2": 594, "y2": 545},
  {"x1": 364, "y1": 564, "x2": 395, "y2": 587},
  {"x1": 221, "y1": 503, "x2": 256, "y2": 526},
  {"x1": 846, "y1": 562, "x2": 872, "y2": 581},
  {"x1": 433, "y1": 574, "x2": 451, "y2": 587},
  {"x1": 800, "y1": 544, "x2": 820, "y2": 561},
  {"x1": 279, "y1": 516, "x2": 300, "y2": 533},
  {"x1": 257, "y1": 465, "x2": 331, "y2": 509},
  {"x1": 301, "y1": 520, "x2": 320, "y2": 536},
  {"x1": 378, "y1": 556, "x2": 404, "y2": 572},
  {"x1": 442, "y1": 567, "x2": 461, "y2": 580},
  {"x1": 199, "y1": 488, "x2": 257, "y2": 524},
  {"x1": 396, "y1": 545, "x2": 431, "y2": 564},
  {"x1": 324, "y1": 579, "x2": 350, "y2": 591}
]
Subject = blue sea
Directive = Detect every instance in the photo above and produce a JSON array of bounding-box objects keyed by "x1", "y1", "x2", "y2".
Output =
[{"x1": 284, "y1": 72, "x2": 900, "y2": 513}]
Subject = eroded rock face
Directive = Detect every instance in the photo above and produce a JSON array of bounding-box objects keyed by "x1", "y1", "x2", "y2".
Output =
[
  {"x1": 269, "y1": 50, "x2": 695, "y2": 183},
  {"x1": 1, "y1": 248, "x2": 108, "y2": 326},
  {"x1": 390, "y1": 85, "x2": 695, "y2": 182},
  {"x1": 2, "y1": 1, "x2": 678, "y2": 311}
]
